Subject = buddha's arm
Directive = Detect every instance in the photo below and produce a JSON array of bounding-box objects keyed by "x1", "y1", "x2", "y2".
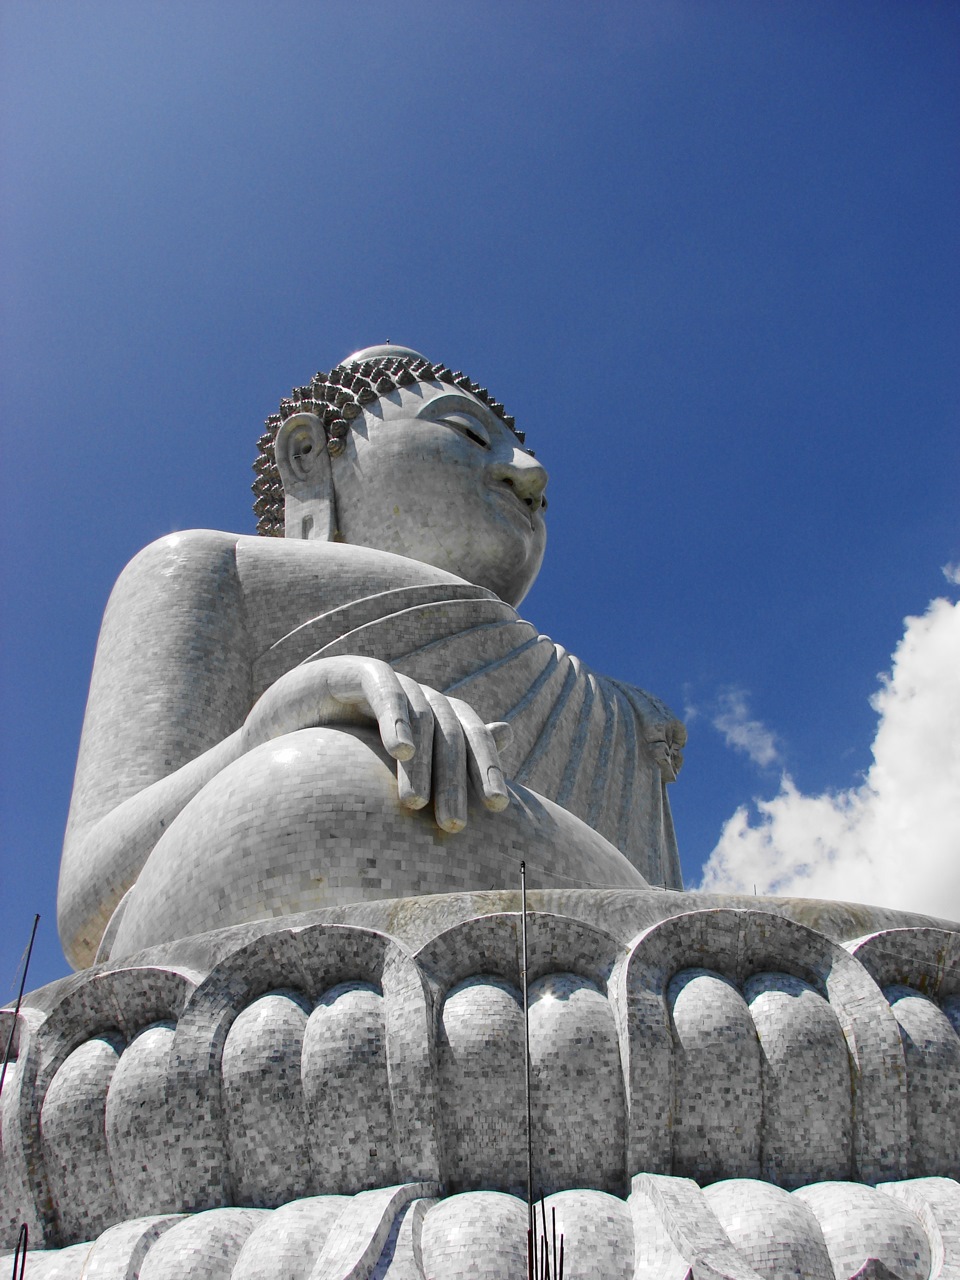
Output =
[{"x1": 59, "y1": 530, "x2": 253, "y2": 968}]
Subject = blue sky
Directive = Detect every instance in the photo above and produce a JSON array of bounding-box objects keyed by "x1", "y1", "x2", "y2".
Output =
[{"x1": 2, "y1": 0, "x2": 958, "y2": 993}]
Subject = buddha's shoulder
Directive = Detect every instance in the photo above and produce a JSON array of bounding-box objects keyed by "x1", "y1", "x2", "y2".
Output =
[
  {"x1": 108, "y1": 529, "x2": 474, "y2": 617},
  {"x1": 118, "y1": 530, "x2": 471, "y2": 577},
  {"x1": 103, "y1": 529, "x2": 242, "y2": 609}
]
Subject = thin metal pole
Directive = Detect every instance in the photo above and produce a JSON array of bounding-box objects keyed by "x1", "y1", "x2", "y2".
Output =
[
  {"x1": 1, "y1": 915, "x2": 40, "y2": 1099},
  {"x1": 12, "y1": 1222, "x2": 28, "y2": 1280},
  {"x1": 521, "y1": 862, "x2": 534, "y2": 1278},
  {"x1": 540, "y1": 1198, "x2": 551, "y2": 1280},
  {"x1": 11, "y1": 1223, "x2": 28, "y2": 1274}
]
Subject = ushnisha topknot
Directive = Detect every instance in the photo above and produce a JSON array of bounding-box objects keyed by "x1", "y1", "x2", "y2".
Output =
[{"x1": 252, "y1": 351, "x2": 526, "y2": 536}]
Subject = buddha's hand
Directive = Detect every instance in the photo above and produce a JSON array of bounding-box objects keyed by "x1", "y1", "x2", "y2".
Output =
[
  {"x1": 647, "y1": 718, "x2": 687, "y2": 783},
  {"x1": 622, "y1": 686, "x2": 687, "y2": 783},
  {"x1": 240, "y1": 655, "x2": 512, "y2": 833}
]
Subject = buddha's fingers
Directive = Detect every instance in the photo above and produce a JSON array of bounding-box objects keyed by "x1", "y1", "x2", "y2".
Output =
[
  {"x1": 395, "y1": 675, "x2": 434, "y2": 810},
  {"x1": 421, "y1": 687, "x2": 468, "y2": 833},
  {"x1": 448, "y1": 697, "x2": 510, "y2": 813}
]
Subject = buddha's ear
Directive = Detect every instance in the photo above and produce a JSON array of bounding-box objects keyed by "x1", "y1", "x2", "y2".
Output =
[{"x1": 274, "y1": 412, "x2": 338, "y2": 541}]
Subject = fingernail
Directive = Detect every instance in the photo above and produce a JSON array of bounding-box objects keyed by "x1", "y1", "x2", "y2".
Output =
[
  {"x1": 484, "y1": 767, "x2": 509, "y2": 811},
  {"x1": 393, "y1": 718, "x2": 415, "y2": 761}
]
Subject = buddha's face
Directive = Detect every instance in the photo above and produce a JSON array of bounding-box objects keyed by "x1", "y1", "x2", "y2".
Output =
[{"x1": 331, "y1": 381, "x2": 548, "y2": 606}]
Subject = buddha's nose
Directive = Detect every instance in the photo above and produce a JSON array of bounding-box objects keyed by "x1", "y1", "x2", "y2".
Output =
[{"x1": 489, "y1": 450, "x2": 549, "y2": 511}]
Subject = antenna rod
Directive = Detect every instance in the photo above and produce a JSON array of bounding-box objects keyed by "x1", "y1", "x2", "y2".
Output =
[
  {"x1": 12, "y1": 1222, "x2": 28, "y2": 1280},
  {"x1": 1, "y1": 914, "x2": 40, "y2": 1099},
  {"x1": 521, "y1": 861, "x2": 534, "y2": 1279}
]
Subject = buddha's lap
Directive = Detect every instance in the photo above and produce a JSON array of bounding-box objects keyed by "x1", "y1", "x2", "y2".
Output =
[{"x1": 109, "y1": 726, "x2": 647, "y2": 957}]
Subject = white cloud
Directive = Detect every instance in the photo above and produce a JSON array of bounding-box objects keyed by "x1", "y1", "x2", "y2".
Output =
[
  {"x1": 943, "y1": 562, "x2": 960, "y2": 586},
  {"x1": 682, "y1": 683, "x2": 700, "y2": 724},
  {"x1": 698, "y1": 594, "x2": 960, "y2": 922},
  {"x1": 712, "y1": 689, "x2": 779, "y2": 768}
]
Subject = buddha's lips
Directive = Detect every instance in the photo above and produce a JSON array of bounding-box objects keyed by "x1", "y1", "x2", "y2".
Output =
[{"x1": 489, "y1": 485, "x2": 539, "y2": 532}]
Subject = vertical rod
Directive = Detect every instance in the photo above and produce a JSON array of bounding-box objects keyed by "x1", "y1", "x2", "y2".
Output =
[
  {"x1": 521, "y1": 861, "x2": 534, "y2": 1277},
  {"x1": 1, "y1": 915, "x2": 40, "y2": 1099},
  {"x1": 12, "y1": 1222, "x2": 28, "y2": 1280},
  {"x1": 540, "y1": 1198, "x2": 551, "y2": 1280}
]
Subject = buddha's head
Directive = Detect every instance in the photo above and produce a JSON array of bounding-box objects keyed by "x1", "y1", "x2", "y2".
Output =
[{"x1": 254, "y1": 345, "x2": 548, "y2": 606}]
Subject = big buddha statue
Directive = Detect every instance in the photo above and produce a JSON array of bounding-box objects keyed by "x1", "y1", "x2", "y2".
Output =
[
  {"x1": 4, "y1": 347, "x2": 958, "y2": 1280},
  {"x1": 58, "y1": 344, "x2": 685, "y2": 969}
]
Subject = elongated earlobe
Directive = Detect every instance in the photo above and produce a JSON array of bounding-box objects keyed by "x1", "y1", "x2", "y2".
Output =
[{"x1": 274, "y1": 412, "x2": 338, "y2": 541}]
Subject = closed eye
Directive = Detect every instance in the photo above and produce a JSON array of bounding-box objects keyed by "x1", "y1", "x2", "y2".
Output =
[{"x1": 440, "y1": 412, "x2": 490, "y2": 449}]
